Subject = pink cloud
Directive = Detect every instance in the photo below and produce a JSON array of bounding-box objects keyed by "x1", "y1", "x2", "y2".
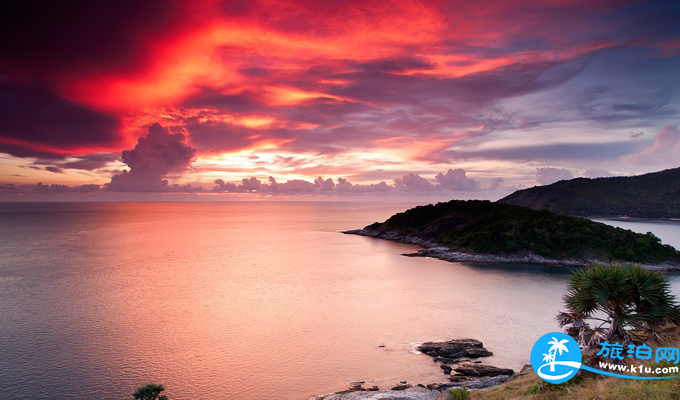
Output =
[
  {"x1": 583, "y1": 168, "x2": 615, "y2": 178},
  {"x1": 620, "y1": 125, "x2": 680, "y2": 167},
  {"x1": 393, "y1": 173, "x2": 436, "y2": 192},
  {"x1": 535, "y1": 167, "x2": 575, "y2": 185},
  {"x1": 435, "y1": 169, "x2": 481, "y2": 191}
]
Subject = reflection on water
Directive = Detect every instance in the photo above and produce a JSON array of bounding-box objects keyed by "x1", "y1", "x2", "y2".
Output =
[{"x1": 0, "y1": 203, "x2": 679, "y2": 400}]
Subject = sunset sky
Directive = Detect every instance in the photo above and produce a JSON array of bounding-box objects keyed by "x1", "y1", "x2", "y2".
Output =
[{"x1": 1, "y1": 0, "x2": 679, "y2": 199}]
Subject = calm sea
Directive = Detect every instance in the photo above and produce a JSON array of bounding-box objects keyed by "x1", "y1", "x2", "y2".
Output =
[{"x1": 1, "y1": 202, "x2": 679, "y2": 400}]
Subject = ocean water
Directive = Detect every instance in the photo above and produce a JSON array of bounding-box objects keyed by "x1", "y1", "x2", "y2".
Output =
[
  {"x1": 1, "y1": 202, "x2": 679, "y2": 400},
  {"x1": 591, "y1": 218, "x2": 680, "y2": 250}
]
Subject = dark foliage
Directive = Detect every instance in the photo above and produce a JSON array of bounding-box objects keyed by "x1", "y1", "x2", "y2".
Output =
[
  {"x1": 499, "y1": 167, "x2": 680, "y2": 218},
  {"x1": 133, "y1": 384, "x2": 168, "y2": 400},
  {"x1": 557, "y1": 262, "x2": 680, "y2": 355},
  {"x1": 366, "y1": 200, "x2": 680, "y2": 264}
]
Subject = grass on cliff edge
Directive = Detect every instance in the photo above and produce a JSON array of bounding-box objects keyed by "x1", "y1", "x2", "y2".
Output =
[{"x1": 459, "y1": 364, "x2": 680, "y2": 400}]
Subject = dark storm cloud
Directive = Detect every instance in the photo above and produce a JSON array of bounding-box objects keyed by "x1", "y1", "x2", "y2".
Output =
[
  {"x1": 0, "y1": 83, "x2": 120, "y2": 158},
  {"x1": 34, "y1": 153, "x2": 120, "y2": 172},
  {"x1": 0, "y1": 1, "x2": 191, "y2": 160},
  {"x1": 0, "y1": 0, "x2": 177, "y2": 76},
  {"x1": 60, "y1": 153, "x2": 120, "y2": 171},
  {"x1": 356, "y1": 57, "x2": 435, "y2": 73},
  {"x1": 0, "y1": 143, "x2": 66, "y2": 160},
  {"x1": 107, "y1": 123, "x2": 198, "y2": 192}
]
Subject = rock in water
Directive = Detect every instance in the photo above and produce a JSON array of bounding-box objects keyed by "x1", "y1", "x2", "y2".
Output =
[
  {"x1": 390, "y1": 383, "x2": 412, "y2": 391},
  {"x1": 453, "y1": 364, "x2": 514, "y2": 377},
  {"x1": 417, "y1": 339, "x2": 493, "y2": 360}
]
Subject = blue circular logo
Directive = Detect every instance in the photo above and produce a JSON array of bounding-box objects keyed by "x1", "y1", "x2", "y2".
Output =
[{"x1": 530, "y1": 332, "x2": 582, "y2": 384}]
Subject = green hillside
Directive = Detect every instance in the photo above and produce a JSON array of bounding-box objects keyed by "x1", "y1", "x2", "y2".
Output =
[
  {"x1": 498, "y1": 167, "x2": 680, "y2": 218},
  {"x1": 363, "y1": 200, "x2": 680, "y2": 265}
]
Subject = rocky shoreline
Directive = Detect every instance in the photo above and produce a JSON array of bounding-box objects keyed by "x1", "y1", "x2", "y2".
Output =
[
  {"x1": 314, "y1": 339, "x2": 516, "y2": 400},
  {"x1": 343, "y1": 228, "x2": 680, "y2": 271}
]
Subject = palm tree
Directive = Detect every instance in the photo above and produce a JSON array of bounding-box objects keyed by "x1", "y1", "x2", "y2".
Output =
[{"x1": 556, "y1": 262, "x2": 680, "y2": 357}]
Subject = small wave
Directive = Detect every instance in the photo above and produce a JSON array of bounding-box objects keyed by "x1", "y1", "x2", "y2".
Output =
[
  {"x1": 410, "y1": 341, "x2": 423, "y2": 354},
  {"x1": 0, "y1": 276, "x2": 24, "y2": 283}
]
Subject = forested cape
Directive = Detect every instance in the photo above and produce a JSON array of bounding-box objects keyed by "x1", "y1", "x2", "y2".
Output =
[{"x1": 363, "y1": 200, "x2": 680, "y2": 264}]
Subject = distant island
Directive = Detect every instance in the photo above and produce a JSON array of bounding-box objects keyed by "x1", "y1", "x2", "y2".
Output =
[
  {"x1": 499, "y1": 167, "x2": 680, "y2": 218},
  {"x1": 344, "y1": 200, "x2": 680, "y2": 269}
]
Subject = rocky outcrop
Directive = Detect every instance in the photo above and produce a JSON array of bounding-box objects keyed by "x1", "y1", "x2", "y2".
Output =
[
  {"x1": 314, "y1": 339, "x2": 515, "y2": 400},
  {"x1": 343, "y1": 229, "x2": 435, "y2": 248},
  {"x1": 418, "y1": 339, "x2": 515, "y2": 389},
  {"x1": 417, "y1": 339, "x2": 493, "y2": 360},
  {"x1": 452, "y1": 364, "x2": 514, "y2": 378},
  {"x1": 319, "y1": 386, "x2": 443, "y2": 400},
  {"x1": 343, "y1": 229, "x2": 590, "y2": 267},
  {"x1": 416, "y1": 339, "x2": 514, "y2": 385},
  {"x1": 390, "y1": 383, "x2": 413, "y2": 391}
]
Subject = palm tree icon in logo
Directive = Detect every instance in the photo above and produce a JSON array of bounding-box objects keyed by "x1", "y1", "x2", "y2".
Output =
[
  {"x1": 531, "y1": 332, "x2": 582, "y2": 384},
  {"x1": 543, "y1": 337, "x2": 569, "y2": 372}
]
